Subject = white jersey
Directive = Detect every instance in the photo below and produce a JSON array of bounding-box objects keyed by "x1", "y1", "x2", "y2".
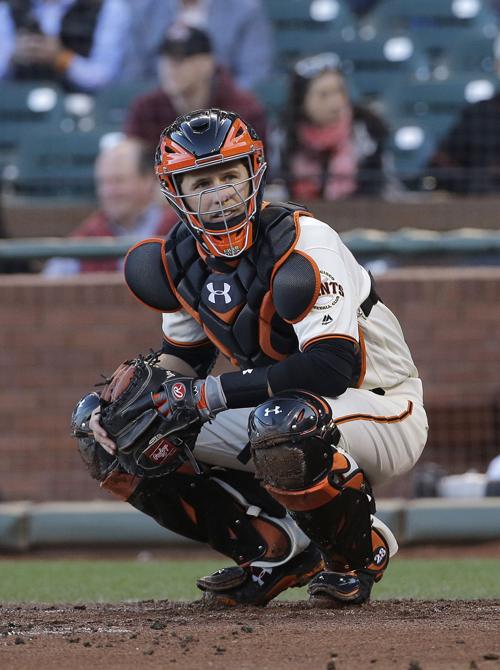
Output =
[{"x1": 294, "y1": 215, "x2": 419, "y2": 392}]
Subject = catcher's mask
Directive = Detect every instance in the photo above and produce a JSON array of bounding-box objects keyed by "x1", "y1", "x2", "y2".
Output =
[
  {"x1": 71, "y1": 392, "x2": 100, "y2": 438},
  {"x1": 155, "y1": 108, "x2": 267, "y2": 258}
]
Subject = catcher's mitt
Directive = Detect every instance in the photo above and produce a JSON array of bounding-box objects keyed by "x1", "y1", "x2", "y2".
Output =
[{"x1": 96, "y1": 353, "x2": 202, "y2": 477}]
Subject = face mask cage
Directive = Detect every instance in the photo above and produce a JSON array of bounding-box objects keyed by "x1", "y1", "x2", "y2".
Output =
[{"x1": 159, "y1": 156, "x2": 267, "y2": 257}]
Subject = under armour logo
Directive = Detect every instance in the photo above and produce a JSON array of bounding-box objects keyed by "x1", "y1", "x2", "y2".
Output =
[
  {"x1": 207, "y1": 282, "x2": 231, "y2": 304},
  {"x1": 322, "y1": 314, "x2": 333, "y2": 325},
  {"x1": 264, "y1": 405, "x2": 281, "y2": 417},
  {"x1": 251, "y1": 567, "x2": 272, "y2": 587}
]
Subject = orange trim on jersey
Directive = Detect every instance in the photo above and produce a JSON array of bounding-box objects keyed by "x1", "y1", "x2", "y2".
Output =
[
  {"x1": 302, "y1": 333, "x2": 358, "y2": 351},
  {"x1": 335, "y1": 401, "x2": 414, "y2": 426},
  {"x1": 356, "y1": 326, "x2": 367, "y2": 388},
  {"x1": 163, "y1": 334, "x2": 211, "y2": 348},
  {"x1": 124, "y1": 238, "x2": 181, "y2": 314}
]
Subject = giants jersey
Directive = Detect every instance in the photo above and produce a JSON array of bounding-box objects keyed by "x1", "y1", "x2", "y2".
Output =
[{"x1": 125, "y1": 203, "x2": 418, "y2": 391}]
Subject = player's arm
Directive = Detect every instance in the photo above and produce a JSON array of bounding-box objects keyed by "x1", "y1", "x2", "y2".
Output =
[{"x1": 216, "y1": 243, "x2": 359, "y2": 408}]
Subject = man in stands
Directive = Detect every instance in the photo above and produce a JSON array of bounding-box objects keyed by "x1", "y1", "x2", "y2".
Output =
[
  {"x1": 44, "y1": 138, "x2": 176, "y2": 275},
  {"x1": 0, "y1": 0, "x2": 132, "y2": 91},
  {"x1": 124, "y1": 25, "x2": 267, "y2": 153}
]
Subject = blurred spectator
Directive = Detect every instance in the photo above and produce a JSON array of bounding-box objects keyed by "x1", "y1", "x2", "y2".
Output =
[
  {"x1": 43, "y1": 138, "x2": 176, "y2": 275},
  {"x1": 0, "y1": 0, "x2": 132, "y2": 91},
  {"x1": 282, "y1": 53, "x2": 390, "y2": 201},
  {"x1": 427, "y1": 97, "x2": 500, "y2": 193},
  {"x1": 121, "y1": 0, "x2": 273, "y2": 90},
  {"x1": 427, "y1": 33, "x2": 500, "y2": 194},
  {"x1": 344, "y1": 0, "x2": 380, "y2": 16},
  {"x1": 124, "y1": 25, "x2": 267, "y2": 154}
]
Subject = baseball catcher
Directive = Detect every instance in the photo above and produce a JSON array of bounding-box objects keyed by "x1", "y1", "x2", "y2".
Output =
[{"x1": 74, "y1": 108, "x2": 428, "y2": 608}]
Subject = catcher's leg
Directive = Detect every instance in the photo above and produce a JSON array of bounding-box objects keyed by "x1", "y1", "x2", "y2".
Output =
[
  {"x1": 78, "y1": 435, "x2": 322, "y2": 606},
  {"x1": 249, "y1": 391, "x2": 398, "y2": 607}
]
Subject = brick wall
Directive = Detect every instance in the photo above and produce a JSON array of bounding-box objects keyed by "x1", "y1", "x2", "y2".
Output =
[{"x1": 1, "y1": 268, "x2": 499, "y2": 502}]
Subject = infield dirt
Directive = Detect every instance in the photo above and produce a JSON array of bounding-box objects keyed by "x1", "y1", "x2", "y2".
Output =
[{"x1": 1, "y1": 599, "x2": 499, "y2": 670}]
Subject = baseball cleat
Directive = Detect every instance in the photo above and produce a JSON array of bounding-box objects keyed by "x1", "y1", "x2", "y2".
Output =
[
  {"x1": 196, "y1": 543, "x2": 324, "y2": 606},
  {"x1": 307, "y1": 569, "x2": 376, "y2": 607}
]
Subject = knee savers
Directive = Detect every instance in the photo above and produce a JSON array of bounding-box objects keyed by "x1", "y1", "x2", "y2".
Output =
[{"x1": 249, "y1": 392, "x2": 383, "y2": 572}]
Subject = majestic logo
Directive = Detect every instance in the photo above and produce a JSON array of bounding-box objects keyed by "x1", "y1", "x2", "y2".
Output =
[
  {"x1": 207, "y1": 282, "x2": 232, "y2": 304},
  {"x1": 264, "y1": 405, "x2": 282, "y2": 417},
  {"x1": 143, "y1": 435, "x2": 178, "y2": 465},
  {"x1": 172, "y1": 382, "x2": 186, "y2": 400},
  {"x1": 313, "y1": 270, "x2": 345, "y2": 311},
  {"x1": 321, "y1": 314, "x2": 333, "y2": 325}
]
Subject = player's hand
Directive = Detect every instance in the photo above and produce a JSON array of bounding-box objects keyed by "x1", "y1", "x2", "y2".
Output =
[{"x1": 89, "y1": 406, "x2": 117, "y2": 455}]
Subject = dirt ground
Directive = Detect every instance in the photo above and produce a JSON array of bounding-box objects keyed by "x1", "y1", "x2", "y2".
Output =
[
  {"x1": 1, "y1": 599, "x2": 499, "y2": 670},
  {"x1": 1, "y1": 543, "x2": 499, "y2": 670}
]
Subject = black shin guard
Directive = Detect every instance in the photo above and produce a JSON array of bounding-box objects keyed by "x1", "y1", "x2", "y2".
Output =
[
  {"x1": 249, "y1": 392, "x2": 390, "y2": 575},
  {"x1": 127, "y1": 468, "x2": 305, "y2": 567}
]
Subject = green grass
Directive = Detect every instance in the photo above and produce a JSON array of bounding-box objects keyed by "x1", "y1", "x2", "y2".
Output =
[{"x1": 0, "y1": 558, "x2": 499, "y2": 603}]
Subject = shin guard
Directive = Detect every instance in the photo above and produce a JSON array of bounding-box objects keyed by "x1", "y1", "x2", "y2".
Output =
[{"x1": 249, "y1": 391, "x2": 397, "y2": 577}]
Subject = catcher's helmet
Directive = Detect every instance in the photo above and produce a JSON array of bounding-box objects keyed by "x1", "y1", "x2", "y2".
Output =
[{"x1": 155, "y1": 108, "x2": 267, "y2": 258}]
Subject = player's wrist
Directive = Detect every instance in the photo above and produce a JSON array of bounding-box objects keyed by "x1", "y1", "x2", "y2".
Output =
[{"x1": 194, "y1": 376, "x2": 227, "y2": 420}]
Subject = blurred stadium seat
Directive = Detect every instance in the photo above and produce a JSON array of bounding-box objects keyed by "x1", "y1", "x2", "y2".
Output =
[
  {"x1": 382, "y1": 75, "x2": 498, "y2": 143},
  {"x1": 361, "y1": 0, "x2": 498, "y2": 70},
  {"x1": 253, "y1": 74, "x2": 290, "y2": 120},
  {"x1": 270, "y1": 0, "x2": 357, "y2": 68},
  {"x1": 93, "y1": 81, "x2": 156, "y2": 128},
  {"x1": 386, "y1": 117, "x2": 437, "y2": 185},
  {"x1": 362, "y1": 0, "x2": 497, "y2": 34},
  {"x1": 332, "y1": 34, "x2": 431, "y2": 100},
  {"x1": 267, "y1": 0, "x2": 356, "y2": 26},
  {"x1": 6, "y1": 130, "x2": 108, "y2": 200},
  {"x1": 0, "y1": 81, "x2": 64, "y2": 170},
  {"x1": 441, "y1": 33, "x2": 497, "y2": 77}
]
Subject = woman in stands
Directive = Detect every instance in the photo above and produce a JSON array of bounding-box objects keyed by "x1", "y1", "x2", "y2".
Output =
[{"x1": 283, "y1": 53, "x2": 390, "y2": 201}]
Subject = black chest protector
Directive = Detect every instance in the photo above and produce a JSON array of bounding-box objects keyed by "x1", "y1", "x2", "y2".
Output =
[{"x1": 164, "y1": 203, "x2": 311, "y2": 369}]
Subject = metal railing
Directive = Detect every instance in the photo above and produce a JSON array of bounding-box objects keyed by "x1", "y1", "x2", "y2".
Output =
[{"x1": 1, "y1": 228, "x2": 500, "y2": 260}]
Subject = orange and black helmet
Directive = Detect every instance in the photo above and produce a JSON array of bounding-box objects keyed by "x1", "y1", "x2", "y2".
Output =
[{"x1": 155, "y1": 108, "x2": 267, "y2": 258}]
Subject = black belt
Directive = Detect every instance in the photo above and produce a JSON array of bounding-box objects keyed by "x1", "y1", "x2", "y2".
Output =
[{"x1": 360, "y1": 271, "x2": 382, "y2": 317}]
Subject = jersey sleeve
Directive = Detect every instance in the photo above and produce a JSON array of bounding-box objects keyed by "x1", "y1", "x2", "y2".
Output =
[
  {"x1": 293, "y1": 220, "x2": 363, "y2": 351},
  {"x1": 161, "y1": 310, "x2": 217, "y2": 377},
  {"x1": 162, "y1": 309, "x2": 208, "y2": 346}
]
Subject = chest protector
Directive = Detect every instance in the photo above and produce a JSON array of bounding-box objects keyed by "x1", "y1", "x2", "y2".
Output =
[{"x1": 164, "y1": 203, "x2": 311, "y2": 369}]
